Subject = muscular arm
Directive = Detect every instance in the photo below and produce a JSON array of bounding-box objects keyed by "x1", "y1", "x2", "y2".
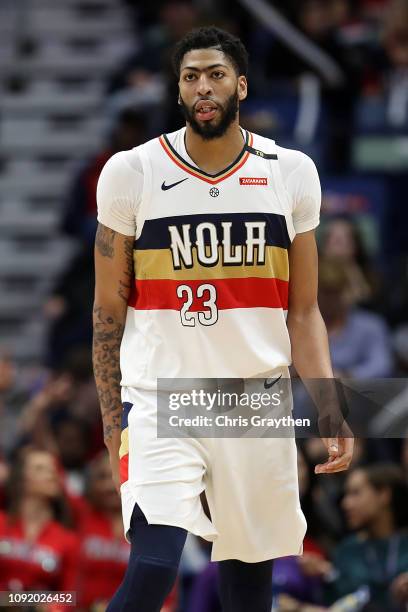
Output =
[
  {"x1": 92, "y1": 222, "x2": 134, "y2": 489},
  {"x1": 287, "y1": 231, "x2": 332, "y2": 378},
  {"x1": 287, "y1": 231, "x2": 353, "y2": 474}
]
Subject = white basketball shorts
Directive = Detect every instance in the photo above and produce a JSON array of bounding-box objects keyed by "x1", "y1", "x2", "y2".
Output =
[{"x1": 119, "y1": 382, "x2": 307, "y2": 562}]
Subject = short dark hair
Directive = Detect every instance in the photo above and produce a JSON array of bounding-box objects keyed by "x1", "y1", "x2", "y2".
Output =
[
  {"x1": 362, "y1": 463, "x2": 408, "y2": 529},
  {"x1": 172, "y1": 26, "x2": 249, "y2": 79}
]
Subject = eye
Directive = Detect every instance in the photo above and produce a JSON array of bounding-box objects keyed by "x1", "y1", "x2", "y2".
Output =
[
  {"x1": 184, "y1": 73, "x2": 196, "y2": 81},
  {"x1": 212, "y1": 71, "x2": 224, "y2": 79}
]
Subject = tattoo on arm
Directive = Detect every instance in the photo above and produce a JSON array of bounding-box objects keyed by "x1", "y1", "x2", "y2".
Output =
[
  {"x1": 92, "y1": 305, "x2": 124, "y2": 441},
  {"x1": 93, "y1": 227, "x2": 135, "y2": 443},
  {"x1": 119, "y1": 235, "x2": 134, "y2": 303},
  {"x1": 95, "y1": 224, "x2": 115, "y2": 258}
]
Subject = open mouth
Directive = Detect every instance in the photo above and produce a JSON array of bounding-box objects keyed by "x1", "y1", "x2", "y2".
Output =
[{"x1": 195, "y1": 100, "x2": 218, "y2": 121}]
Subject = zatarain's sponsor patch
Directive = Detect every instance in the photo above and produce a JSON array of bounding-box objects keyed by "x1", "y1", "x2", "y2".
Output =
[{"x1": 239, "y1": 177, "x2": 268, "y2": 185}]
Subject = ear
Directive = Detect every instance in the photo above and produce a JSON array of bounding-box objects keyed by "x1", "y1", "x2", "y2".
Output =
[
  {"x1": 237, "y1": 76, "x2": 248, "y2": 102},
  {"x1": 178, "y1": 93, "x2": 182, "y2": 105}
]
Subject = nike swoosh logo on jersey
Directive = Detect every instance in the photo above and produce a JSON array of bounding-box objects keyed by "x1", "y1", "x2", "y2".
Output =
[
  {"x1": 161, "y1": 178, "x2": 189, "y2": 191},
  {"x1": 264, "y1": 374, "x2": 282, "y2": 389}
]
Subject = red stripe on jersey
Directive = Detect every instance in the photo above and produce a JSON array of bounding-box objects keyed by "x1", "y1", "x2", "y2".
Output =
[
  {"x1": 120, "y1": 454, "x2": 129, "y2": 485},
  {"x1": 128, "y1": 277, "x2": 288, "y2": 311}
]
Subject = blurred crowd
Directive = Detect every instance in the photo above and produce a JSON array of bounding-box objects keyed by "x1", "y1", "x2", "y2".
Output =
[{"x1": 1, "y1": 0, "x2": 408, "y2": 610}]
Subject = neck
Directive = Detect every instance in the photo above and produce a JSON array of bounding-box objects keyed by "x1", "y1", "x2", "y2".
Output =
[
  {"x1": 19, "y1": 496, "x2": 53, "y2": 525},
  {"x1": 367, "y1": 511, "x2": 395, "y2": 539},
  {"x1": 184, "y1": 120, "x2": 245, "y2": 174}
]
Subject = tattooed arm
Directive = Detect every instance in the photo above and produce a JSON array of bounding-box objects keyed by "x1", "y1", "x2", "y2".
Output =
[{"x1": 93, "y1": 222, "x2": 134, "y2": 491}]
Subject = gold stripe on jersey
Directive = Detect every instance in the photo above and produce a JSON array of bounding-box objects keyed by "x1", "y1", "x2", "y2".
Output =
[
  {"x1": 133, "y1": 245, "x2": 289, "y2": 282},
  {"x1": 119, "y1": 427, "x2": 129, "y2": 459}
]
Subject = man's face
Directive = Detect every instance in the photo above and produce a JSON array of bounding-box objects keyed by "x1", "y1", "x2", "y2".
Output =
[{"x1": 178, "y1": 48, "x2": 247, "y2": 140}]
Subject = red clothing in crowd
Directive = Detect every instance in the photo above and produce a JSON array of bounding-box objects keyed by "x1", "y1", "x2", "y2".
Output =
[
  {"x1": 76, "y1": 505, "x2": 130, "y2": 608},
  {"x1": 0, "y1": 511, "x2": 79, "y2": 591},
  {"x1": 76, "y1": 503, "x2": 177, "y2": 610},
  {"x1": 303, "y1": 536, "x2": 326, "y2": 557}
]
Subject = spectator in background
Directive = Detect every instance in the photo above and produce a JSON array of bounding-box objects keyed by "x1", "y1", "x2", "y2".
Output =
[
  {"x1": 378, "y1": 2, "x2": 408, "y2": 304},
  {"x1": 401, "y1": 437, "x2": 408, "y2": 481},
  {"x1": 319, "y1": 216, "x2": 380, "y2": 308},
  {"x1": 0, "y1": 352, "x2": 30, "y2": 458},
  {"x1": 272, "y1": 448, "x2": 329, "y2": 607},
  {"x1": 369, "y1": 326, "x2": 408, "y2": 438},
  {"x1": 0, "y1": 447, "x2": 78, "y2": 593},
  {"x1": 16, "y1": 369, "x2": 100, "y2": 499},
  {"x1": 0, "y1": 454, "x2": 8, "y2": 510},
  {"x1": 383, "y1": 0, "x2": 408, "y2": 66},
  {"x1": 258, "y1": 0, "x2": 365, "y2": 171},
  {"x1": 51, "y1": 416, "x2": 90, "y2": 497},
  {"x1": 107, "y1": 0, "x2": 201, "y2": 132},
  {"x1": 300, "y1": 438, "x2": 373, "y2": 547},
  {"x1": 186, "y1": 561, "x2": 221, "y2": 612},
  {"x1": 361, "y1": 0, "x2": 393, "y2": 21},
  {"x1": 44, "y1": 108, "x2": 149, "y2": 368},
  {"x1": 382, "y1": 0, "x2": 408, "y2": 127},
  {"x1": 17, "y1": 369, "x2": 75, "y2": 451},
  {"x1": 76, "y1": 451, "x2": 131, "y2": 611},
  {"x1": 75, "y1": 453, "x2": 178, "y2": 612},
  {"x1": 108, "y1": 0, "x2": 198, "y2": 95},
  {"x1": 325, "y1": 463, "x2": 408, "y2": 610},
  {"x1": 318, "y1": 257, "x2": 393, "y2": 377},
  {"x1": 187, "y1": 449, "x2": 330, "y2": 611},
  {"x1": 61, "y1": 107, "x2": 148, "y2": 247}
]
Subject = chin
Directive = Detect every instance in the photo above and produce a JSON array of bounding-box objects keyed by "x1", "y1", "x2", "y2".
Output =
[{"x1": 347, "y1": 518, "x2": 362, "y2": 530}]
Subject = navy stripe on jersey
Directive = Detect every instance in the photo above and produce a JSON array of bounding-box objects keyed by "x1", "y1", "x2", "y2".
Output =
[
  {"x1": 136, "y1": 213, "x2": 290, "y2": 250},
  {"x1": 121, "y1": 402, "x2": 133, "y2": 430}
]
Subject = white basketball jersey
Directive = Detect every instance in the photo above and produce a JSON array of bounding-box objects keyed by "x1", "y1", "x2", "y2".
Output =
[{"x1": 120, "y1": 128, "x2": 297, "y2": 389}]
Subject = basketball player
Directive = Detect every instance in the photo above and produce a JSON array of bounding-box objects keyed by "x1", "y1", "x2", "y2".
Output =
[{"x1": 93, "y1": 26, "x2": 354, "y2": 612}]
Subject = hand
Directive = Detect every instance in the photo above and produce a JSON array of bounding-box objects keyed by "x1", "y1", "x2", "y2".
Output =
[
  {"x1": 34, "y1": 372, "x2": 74, "y2": 410},
  {"x1": 315, "y1": 435, "x2": 354, "y2": 474},
  {"x1": 391, "y1": 572, "x2": 408, "y2": 603},
  {"x1": 298, "y1": 553, "x2": 333, "y2": 578}
]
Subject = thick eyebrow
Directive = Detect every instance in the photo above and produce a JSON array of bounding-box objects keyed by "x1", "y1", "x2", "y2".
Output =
[{"x1": 181, "y1": 63, "x2": 229, "y2": 73}]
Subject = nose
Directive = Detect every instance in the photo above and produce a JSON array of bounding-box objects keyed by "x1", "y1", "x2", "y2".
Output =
[{"x1": 196, "y1": 73, "x2": 213, "y2": 97}]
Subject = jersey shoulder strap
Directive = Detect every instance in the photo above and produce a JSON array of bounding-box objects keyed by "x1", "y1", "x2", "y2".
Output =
[
  {"x1": 248, "y1": 132, "x2": 296, "y2": 240},
  {"x1": 245, "y1": 132, "x2": 278, "y2": 160}
]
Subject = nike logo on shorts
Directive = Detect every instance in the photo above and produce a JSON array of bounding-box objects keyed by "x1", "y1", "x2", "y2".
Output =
[
  {"x1": 264, "y1": 374, "x2": 282, "y2": 389},
  {"x1": 161, "y1": 178, "x2": 189, "y2": 191}
]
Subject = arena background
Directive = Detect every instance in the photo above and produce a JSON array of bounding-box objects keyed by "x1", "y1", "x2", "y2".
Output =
[{"x1": 0, "y1": 0, "x2": 407, "y2": 611}]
